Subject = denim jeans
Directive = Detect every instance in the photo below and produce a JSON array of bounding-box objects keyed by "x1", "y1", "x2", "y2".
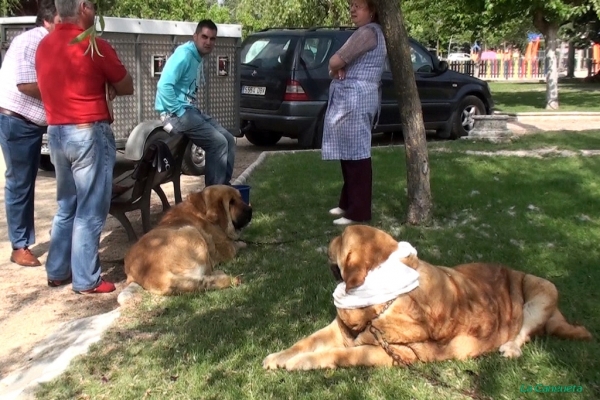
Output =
[
  {"x1": 0, "y1": 114, "x2": 44, "y2": 249},
  {"x1": 45, "y1": 122, "x2": 115, "y2": 291},
  {"x1": 170, "y1": 108, "x2": 235, "y2": 186}
]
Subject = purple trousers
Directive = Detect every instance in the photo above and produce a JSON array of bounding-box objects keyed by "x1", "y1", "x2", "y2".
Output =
[{"x1": 338, "y1": 158, "x2": 372, "y2": 221}]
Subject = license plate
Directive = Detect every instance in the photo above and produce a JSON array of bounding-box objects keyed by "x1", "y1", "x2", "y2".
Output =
[
  {"x1": 41, "y1": 143, "x2": 50, "y2": 155},
  {"x1": 242, "y1": 86, "x2": 266, "y2": 95}
]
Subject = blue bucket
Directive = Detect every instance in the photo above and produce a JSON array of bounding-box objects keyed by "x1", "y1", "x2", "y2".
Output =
[{"x1": 232, "y1": 184, "x2": 251, "y2": 205}]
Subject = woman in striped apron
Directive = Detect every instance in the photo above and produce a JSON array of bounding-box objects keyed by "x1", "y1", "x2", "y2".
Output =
[{"x1": 322, "y1": 0, "x2": 387, "y2": 225}]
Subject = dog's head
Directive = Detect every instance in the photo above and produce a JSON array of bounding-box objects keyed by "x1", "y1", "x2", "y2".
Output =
[
  {"x1": 188, "y1": 185, "x2": 252, "y2": 238},
  {"x1": 328, "y1": 225, "x2": 400, "y2": 292}
]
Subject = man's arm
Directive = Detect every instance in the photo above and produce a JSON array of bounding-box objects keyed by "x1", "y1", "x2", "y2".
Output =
[
  {"x1": 16, "y1": 83, "x2": 42, "y2": 100},
  {"x1": 155, "y1": 50, "x2": 189, "y2": 115},
  {"x1": 98, "y1": 39, "x2": 134, "y2": 96},
  {"x1": 111, "y1": 73, "x2": 133, "y2": 96},
  {"x1": 16, "y1": 37, "x2": 42, "y2": 100}
]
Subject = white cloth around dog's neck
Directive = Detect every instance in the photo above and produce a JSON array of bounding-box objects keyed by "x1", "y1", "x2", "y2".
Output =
[{"x1": 333, "y1": 241, "x2": 420, "y2": 309}]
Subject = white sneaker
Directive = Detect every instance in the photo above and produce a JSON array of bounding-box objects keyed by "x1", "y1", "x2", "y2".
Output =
[
  {"x1": 333, "y1": 217, "x2": 356, "y2": 226},
  {"x1": 329, "y1": 207, "x2": 345, "y2": 216}
]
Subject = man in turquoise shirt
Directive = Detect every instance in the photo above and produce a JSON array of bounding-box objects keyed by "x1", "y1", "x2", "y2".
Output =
[{"x1": 155, "y1": 19, "x2": 235, "y2": 186}]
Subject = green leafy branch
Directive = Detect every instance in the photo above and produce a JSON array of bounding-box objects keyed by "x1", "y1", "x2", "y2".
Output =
[{"x1": 69, "y1": 5, "x2": 106, "y2": 58}]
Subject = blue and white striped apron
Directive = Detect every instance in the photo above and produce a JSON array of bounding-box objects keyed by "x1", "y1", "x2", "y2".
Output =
[{"x1": 321, "y1": 23, "x2": 387, "y2": 161}]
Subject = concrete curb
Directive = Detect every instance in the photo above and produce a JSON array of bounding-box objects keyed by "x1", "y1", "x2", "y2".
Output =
[
  {"x1": 495, "y1": 111, "x2": 600, "y2": 117},
  {"x1": 0, "y1": 309, "x2": 121, "y2": 400},
  {"x1": 231, "y1": 148, "x2": 320, "y2": 186}
]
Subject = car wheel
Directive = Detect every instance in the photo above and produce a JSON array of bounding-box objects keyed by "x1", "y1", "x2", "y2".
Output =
[
  {"x1": 39, "y1": 155, "x2": 54, "y2": 172},
  {"x1": 451, "y1": 95, "x2": 485, "y2": 139},
  {"x1": 182, "y1": 142, "x2": 206, "y2": 176},
  {"x1": 244, "y1": 129, "x2": 282, "y2": 146}
]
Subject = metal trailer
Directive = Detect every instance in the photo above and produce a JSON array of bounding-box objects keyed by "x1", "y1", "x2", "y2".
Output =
[{"x1": 0, "y1": 16, "x2": 242, "y2": 175}]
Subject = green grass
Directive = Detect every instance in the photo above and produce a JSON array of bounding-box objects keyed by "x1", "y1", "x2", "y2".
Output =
[
  {"x1": 488, "y1": 81, "x2": 600, "y2": 113},
  {"x1": 36, "y1": 131, "x2": 600, "y2": 400}
]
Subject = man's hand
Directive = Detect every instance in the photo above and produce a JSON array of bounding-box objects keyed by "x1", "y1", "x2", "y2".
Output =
[{"x1": 107, "y1": 84, "x2": 117, "y2": 101}]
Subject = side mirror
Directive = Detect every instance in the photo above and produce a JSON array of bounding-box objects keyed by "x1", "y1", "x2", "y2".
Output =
[{"x1": 437, "y1": 60, "x2": 449, "y2": 73}]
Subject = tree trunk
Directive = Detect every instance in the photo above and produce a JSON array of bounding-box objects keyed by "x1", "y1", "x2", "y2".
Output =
[
  {"x1": 373, "y1": 0, "x2": 432, "y2": 225},
  {"x1": 533, "y1": 10, "x2": 560, "y2": 110},
  {"x1": 567, "y1": 41, "x2": 575, "y2": 78}
]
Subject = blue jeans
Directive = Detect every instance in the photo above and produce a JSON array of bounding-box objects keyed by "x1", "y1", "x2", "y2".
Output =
[
  {"x1": 45, "y1": 122, "x2": 115, "y2": 291},
  {"x1": 170, "y1": 108, "x2": 235, "y2": 186},
  {"x1": 0, "y1": 114, "x2": 44, "y2": 249}
]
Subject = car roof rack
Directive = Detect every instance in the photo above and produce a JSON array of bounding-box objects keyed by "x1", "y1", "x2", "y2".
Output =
[
  {"x1": 257, "y1": 26, "x2": 357, "y2": 32},
  {"x1": 307, "y1": 26, "x2": 356, "y2": 31},
  {"x1": 258, "y1": 27, "x2": 309, "y2": 32}
]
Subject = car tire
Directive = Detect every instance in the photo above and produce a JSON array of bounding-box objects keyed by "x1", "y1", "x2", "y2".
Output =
[
  {"x1": 181, "y1": 142, "x2": 206, "y2": 176},
  {"x1": 39, "y1": 154, "x2": 54, "y2": 172},
  {"x1": 451, "y1": 95, "x2": 485, "y2": 139},
  {"x1": 244, "y1": 129, "x2": 282, "y2": 146}
]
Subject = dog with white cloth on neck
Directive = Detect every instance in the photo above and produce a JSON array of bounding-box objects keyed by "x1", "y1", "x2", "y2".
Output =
[{"x1": 263, "y1": 225, "x2": 591, "y2": 371}]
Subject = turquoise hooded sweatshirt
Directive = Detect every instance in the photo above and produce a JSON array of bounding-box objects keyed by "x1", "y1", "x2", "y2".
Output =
[{"x1": 155, "y1": 41, "x2": 204, "y2": 118}]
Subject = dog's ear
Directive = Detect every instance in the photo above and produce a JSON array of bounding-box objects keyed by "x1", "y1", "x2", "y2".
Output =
[
  {"x1": 328, "y1": 236, "x2": 342, "y2": 265},
  {"x1": 204, "y1": 188, "x2": 237, "y2": 239},
  {"x1": 343, "y1": 250, "x2": 368, "y2": 292}
]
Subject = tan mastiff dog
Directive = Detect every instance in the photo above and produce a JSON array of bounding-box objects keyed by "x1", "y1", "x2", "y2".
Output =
[
  {"x1": 263, "y1": 225, "x2": 591, "y2": 370},
  {"x1": 124, "y1": 185, "x2": 252, "y2": 295}
]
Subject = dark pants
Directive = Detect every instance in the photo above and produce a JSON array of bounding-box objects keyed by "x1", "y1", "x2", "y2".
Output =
[
  {"x1": 0, "y1": 114, "x2": 44, "y2": 249},
  {"x1": 338, "y1": 158, "x2": 372, "y2": 221}
]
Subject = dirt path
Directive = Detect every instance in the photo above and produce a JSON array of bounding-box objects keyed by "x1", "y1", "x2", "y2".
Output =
[
  {"x1": 1, "y1": 119, "x2": 599, "y2": 379},
  {"x1": 0, "y1": 137, "x2": 276, "y2": 379}
]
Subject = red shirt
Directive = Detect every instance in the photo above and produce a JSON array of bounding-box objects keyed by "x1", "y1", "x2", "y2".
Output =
[{"x1": 35, "y1": 23, "x2": 127, "y2": 125}]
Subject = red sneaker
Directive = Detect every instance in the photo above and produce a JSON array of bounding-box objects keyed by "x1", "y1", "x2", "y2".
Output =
[{"x1": 76, "y1": 279, "x2": 116, "y2": 294}]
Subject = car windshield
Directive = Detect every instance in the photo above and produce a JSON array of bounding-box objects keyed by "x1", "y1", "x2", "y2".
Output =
[{"x1": 241, "y1": 36, "x2": 298, "y2": 70}]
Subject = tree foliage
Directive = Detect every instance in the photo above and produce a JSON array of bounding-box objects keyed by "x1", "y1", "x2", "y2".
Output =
[
  {"x1": 102, "y1": 0, "x2": 210, "y2": 21},
  {"x1": 560, "y1": 7, "x2": 600, "y2": 46},
  {"x1": 234, "y1": 0, "x2": 350, "y2": 36}
]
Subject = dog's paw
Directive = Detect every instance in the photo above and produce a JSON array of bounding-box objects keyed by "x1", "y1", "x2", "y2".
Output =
[
  {"x1": 499, "y1": 341, "x2": 522, "y2": 358},
  {"x1": 263, "y1": 351, "x2": 293, "y2": 370},
  {"x1": 234, "y1": 241, "x2": 248, "y2": 250},
  {"x1": 231, "y1": 275, "x2": 243, "y2": 287}
]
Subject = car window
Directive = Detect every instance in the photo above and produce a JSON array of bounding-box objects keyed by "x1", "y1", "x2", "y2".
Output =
[
  {"x1": 410, "y1": 45, "x2": 433, "y2": 73},
  {"x1": 301, "y1": 37, "x2": 333, "y2": 68},
  {"x1": 381, "y1": 43, "x2": 434, "y2": 73},
  {"x1": 241, "y1": 36, "x2": 297, "y2": 70}
]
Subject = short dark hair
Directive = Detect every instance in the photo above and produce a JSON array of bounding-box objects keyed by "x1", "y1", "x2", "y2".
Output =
[
  {"x1": 36, "y1": 0, "x2": 57, "y2": 27},
  {"x1": 195, "y1": 19, "x2": 218, "y2": 34}
]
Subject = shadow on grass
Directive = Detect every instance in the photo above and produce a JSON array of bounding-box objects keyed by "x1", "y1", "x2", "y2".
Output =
[{"x1": 36, "y1": 143, "x2": 600, "y2": 400}]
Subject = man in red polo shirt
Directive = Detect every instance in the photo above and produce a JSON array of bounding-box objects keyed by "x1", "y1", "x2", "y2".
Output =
[{"x1": 36, "y1": 0, "x2": 133, "y2": 294}]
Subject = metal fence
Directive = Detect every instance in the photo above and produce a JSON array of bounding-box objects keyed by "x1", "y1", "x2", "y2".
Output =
[{"x1": 447, "y1": 58, "x2": 598, "y2": 80}]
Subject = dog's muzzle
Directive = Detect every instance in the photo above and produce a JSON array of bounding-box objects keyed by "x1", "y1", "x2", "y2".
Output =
[
  {"x1": 233, "y1": 206, "x2": 252, "y2": 230},
  {"x1": 330, "y1": 264, "x2": 343, "y2": 282}
]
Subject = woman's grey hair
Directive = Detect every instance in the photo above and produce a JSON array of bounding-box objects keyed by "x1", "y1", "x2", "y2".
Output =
[{"x1": 54, "y1": 0, "x2": 85, "y2": 19}]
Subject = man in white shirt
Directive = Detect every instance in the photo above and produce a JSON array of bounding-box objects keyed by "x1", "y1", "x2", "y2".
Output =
[{"x1": 0, "y1": 0, "x2": 59, "y2": 267}]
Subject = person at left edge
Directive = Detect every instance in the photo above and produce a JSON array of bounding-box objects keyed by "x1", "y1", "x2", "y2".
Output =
[{"x1": 0, "y1": 0, "x2": 60, "y2": 267}]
